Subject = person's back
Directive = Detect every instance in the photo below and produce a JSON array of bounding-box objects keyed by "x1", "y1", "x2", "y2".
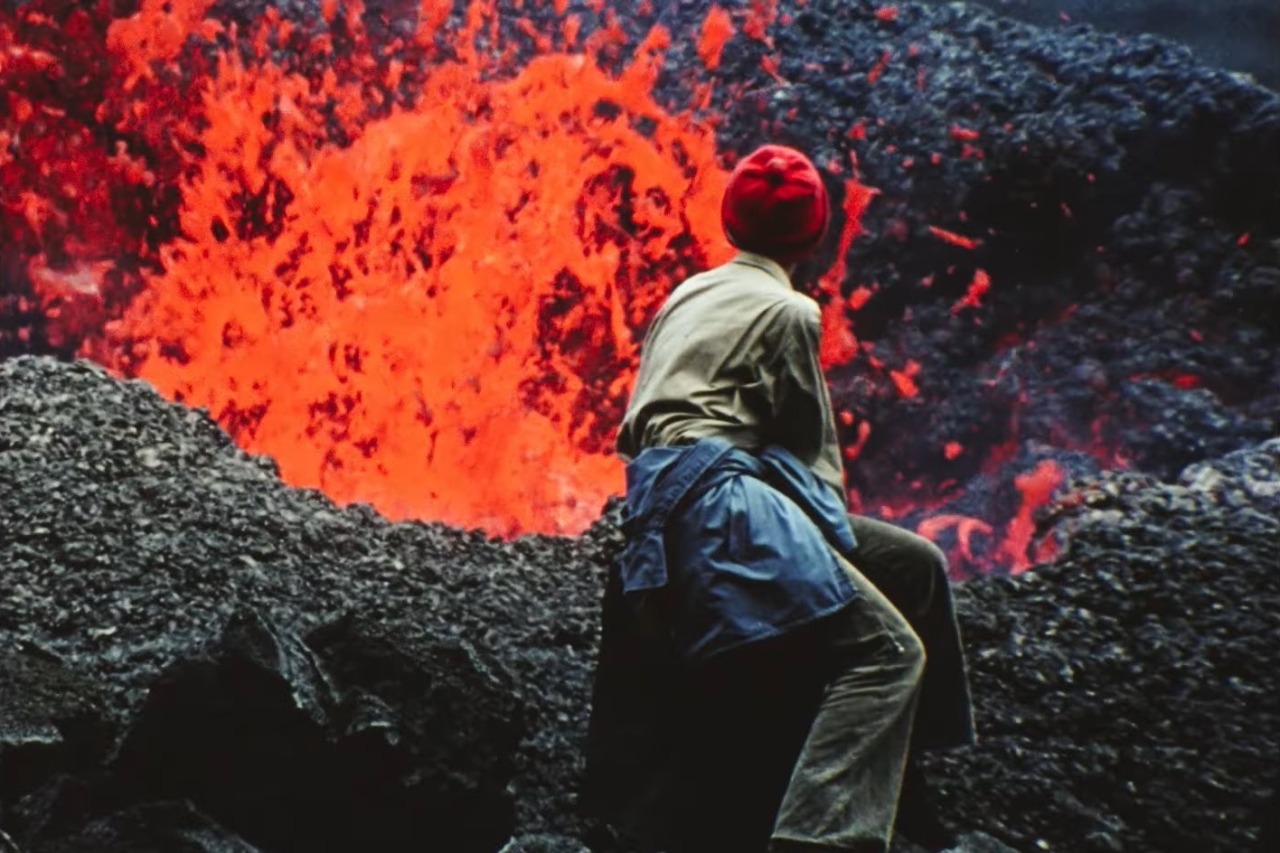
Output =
[{"x1": 617, "y1": 251, "x2": 844, "y2": 495}]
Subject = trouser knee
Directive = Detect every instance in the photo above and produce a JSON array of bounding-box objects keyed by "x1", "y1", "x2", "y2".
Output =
[{"x1": 900, "y1": 623, "x2": 927, "y2": 688}]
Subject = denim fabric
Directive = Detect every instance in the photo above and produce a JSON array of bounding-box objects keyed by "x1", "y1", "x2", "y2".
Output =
[{"x1": 618, "y1": 438, "x2": 858, "y2": 663}]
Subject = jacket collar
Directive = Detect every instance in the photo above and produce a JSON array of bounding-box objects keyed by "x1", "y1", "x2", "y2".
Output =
[{"x1": 730, "y1": 251, "x2": 794, "y2": 289}]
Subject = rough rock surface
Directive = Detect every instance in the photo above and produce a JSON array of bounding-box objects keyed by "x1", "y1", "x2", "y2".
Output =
[
  {"x1": 0, "y1": 1, "x2": 1278, "y2": 851},
  {"x1": 3, "y1": 354, "x2": 1278, "y2": 851},
  {"x1": 916, "y1": 0, "x2": 1280, "y2": 90},
  {"x1": 0, "y1": 358, "x2": 607, "y2": 850},
  {"x1": 924, "y1": 439, "x2": 1280, "y2": 852}
]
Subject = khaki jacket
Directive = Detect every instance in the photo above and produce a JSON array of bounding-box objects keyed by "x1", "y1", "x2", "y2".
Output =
[{"x1": 617, "y1": 252, "x2": 845, "y2": 496}]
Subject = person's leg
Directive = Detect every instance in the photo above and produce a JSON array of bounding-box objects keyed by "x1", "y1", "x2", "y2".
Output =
[
  {"x1": 673, "y1": 629, "x2": 830, "y2": 853},
  {"x1": 847, "y1": 515, "x2": 976, "y2": 751},
  {"x1": 770, "y1": 557, "x2": 926, "y2": 853}
]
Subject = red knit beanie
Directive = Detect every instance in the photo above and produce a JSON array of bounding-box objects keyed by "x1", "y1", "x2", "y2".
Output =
[{"x1": 721, "y1": 144, "x2": 830, "y2": 265}]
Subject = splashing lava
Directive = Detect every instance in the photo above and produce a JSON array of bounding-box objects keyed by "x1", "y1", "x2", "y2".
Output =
[{"x1": 89, "y1": 0, "x2": 867, "y2": 536}]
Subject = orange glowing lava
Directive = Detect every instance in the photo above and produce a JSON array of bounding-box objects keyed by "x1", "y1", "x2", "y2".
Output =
[
  {"x1": 917, "y1": 513, "x2": 993, "y2": 565},
  {"x1": 97, "y1": 1, "x2": 871, "y2": 538},
  {"x1": 951, "y1": 268, "x2": 991, "y2": 314},
  {"x1": 1001, "y1": 459, "x2": 1065, "y2": 573}
]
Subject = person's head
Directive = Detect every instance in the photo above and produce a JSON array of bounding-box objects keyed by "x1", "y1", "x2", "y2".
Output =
[{"x1": 721, "y1": 144, "x2": 830, "y2": 269}]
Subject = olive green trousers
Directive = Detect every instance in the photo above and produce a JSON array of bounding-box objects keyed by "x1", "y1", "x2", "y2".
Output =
[{"x1": 769, "y1": 516, "x2": 976, "y2": 852}]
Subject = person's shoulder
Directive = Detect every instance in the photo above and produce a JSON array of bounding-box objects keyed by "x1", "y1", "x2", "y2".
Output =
[
  {"x1": 769, "y1": 288, "x2": 821, "y2": 327},
  {"x1": 668, "y1": 260, "x2": 818, "y2": 324}
]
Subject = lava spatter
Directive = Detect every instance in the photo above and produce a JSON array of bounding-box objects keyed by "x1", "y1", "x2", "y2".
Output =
[
  {"x1": 108, "y1": 5, "x2": 750, "y2": 537},
  {"x1": 91, "y1": 0, "x2": 887, "y2": 539}
]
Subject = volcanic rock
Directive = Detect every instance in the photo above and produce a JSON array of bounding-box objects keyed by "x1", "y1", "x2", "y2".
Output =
[
  {"x1": 107, "y1": 609, "x2": 521, "y2": 852},
  {"x1": 922, "y1": 439, "x2": 1280, "y2": 852},
  {"x1": 1, "y1": 0, "x2": 1278, "y2": 850},
  {"x1": 915, "y1": 0, "x2": 1280, "y2": 90},
  {"x1": 31, "y1": 801, "x2": 257, "y2": 853},
  {"x1": 0, "y1": 356, "x2": 605, "y2": 849},
  {"x1": 0, "y1": 648, "x2": 114, "y2": 824},
  {"x1": 6, "y1": 356, "x2": 1277, "y2": 851}
]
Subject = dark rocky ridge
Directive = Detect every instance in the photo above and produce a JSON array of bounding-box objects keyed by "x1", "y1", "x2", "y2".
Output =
[
  {"x1": 2, "y1": 352, "x2": 1278, "y2": 851},
  {"x1": 918, "y1": 0, "x2": 1280, "y2": 91},
  {"x1": 0, "y1": 0, "x2": 1277, "y2": 850}
]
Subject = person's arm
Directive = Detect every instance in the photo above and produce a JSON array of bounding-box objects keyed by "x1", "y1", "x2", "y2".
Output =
[{"x1": 759, "y1": 296, "x2": 845, "y2": 495}]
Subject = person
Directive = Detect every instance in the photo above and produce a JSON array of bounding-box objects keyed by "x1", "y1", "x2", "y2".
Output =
[{"x1": 598, "y1": 144, "x2": 976, "y2": 853}]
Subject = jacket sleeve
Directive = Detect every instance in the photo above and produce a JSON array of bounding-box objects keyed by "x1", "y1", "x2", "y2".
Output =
[{"x1": 760, "y1": 296, "x2": 846, "y2": 496}]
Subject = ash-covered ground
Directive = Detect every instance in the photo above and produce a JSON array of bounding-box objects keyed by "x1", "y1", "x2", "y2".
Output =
[{"x1": 1, "y1": 361, "x2": 1277, "y2": 850}]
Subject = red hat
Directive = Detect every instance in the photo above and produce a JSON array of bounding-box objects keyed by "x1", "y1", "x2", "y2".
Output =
[{"x1": 721, "y1": 145, "x2": 830, "y2": 265}]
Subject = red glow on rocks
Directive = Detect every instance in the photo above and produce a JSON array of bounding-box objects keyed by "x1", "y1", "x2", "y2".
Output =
[
  {"x1": 760, "y1": 52, "x2": 786, "y2": 82},
  {"x1": 818, "y1": 177, "x2": 879, "y2": 369},
  {"x1": 107, "y1": 0, "x2": 218, "y2": 84},
  {"x1": 819, "y1": 301, "x2": 861, "y2": 369},
  {"x1": 889, "y1": 360, "x2": 921, "y2": 398},
  {"x1": 944, "y1": 441, "x2": 963, "y2": 460},
  {"x1": 1133, "y1": 371, "x2": 1205, "y2": 390},
  {"x1": 918, "y1": 514, "x2": 993, "y2": 565},
  {"x1": 1001, "y1": 460, "x2": 1065, "y2": 574},
  {"x1": 874, "y1": 6, "x2": 900, "y2": 22},
  {"x1": 842, "y1": 419, "x2": 873, "y2": 464},
  {"x1": 847, "y1": 285, "x2": 875, "y2": 311},
  {"x1": 951, "y1": 268, "x2": 992, "y2": 314},
  {"x1": 697, "y1": 6, "x2": 734, "y2": 71},
  {"x1": 928, "y1": 225, "x2": 981, "y2": 250},
  {"x1": 868, "y1": 49, "x2": 892, "y2": 84},
  {"x1": 743, "y1": 0, "x2": 779, "y2": 44},
  {"x1": 949, "y1": 123, "x2": 980, "y2": 142}
]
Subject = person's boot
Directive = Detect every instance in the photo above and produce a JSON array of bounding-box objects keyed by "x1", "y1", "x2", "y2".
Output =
[{"x1": 893, "y1": 756, "x2": 957, "y2": 852}]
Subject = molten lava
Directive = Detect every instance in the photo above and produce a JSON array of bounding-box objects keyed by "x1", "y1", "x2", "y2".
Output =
[
  {"x1": 22, "y1": 0, "x2": 880, "y2": 537},
  {"x1": 104, "y1": 1, "x2": 784, "y2": 537},
  {"x1": 3, "y1": 0, "x2": 1091, "y2": 574}
]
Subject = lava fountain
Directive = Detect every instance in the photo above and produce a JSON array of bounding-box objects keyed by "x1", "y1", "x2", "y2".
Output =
[
  {"x1": 10, "y1": 0, "x2": 1273, "y2": 573},
  {"x1": 9, "y1": 0, "x2": 869, "y2": 537}
]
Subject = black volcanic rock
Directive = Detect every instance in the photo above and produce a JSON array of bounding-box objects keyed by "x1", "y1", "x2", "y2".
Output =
[
  {"x1": 34, "y1": 801, "x2": 257, "y2": 853},
  {"x1": 924, "y1": 439, "x2": 1280, "y2": 852},
  {"x1": 6, "y1": 357, "x2": 1277, "y2": 851},
  {"x1": 915, "y1": 0, "x2": 1280, "y2": 91},
  {"x1": 0, "y1": 648, "x2": 114, "y2": 823},
  {"x1": 0, "y1": 356, "x2": 605, "y2": 849},
  {"x1": 107, "y1": 609, "x2": 522, "y2": 852}
]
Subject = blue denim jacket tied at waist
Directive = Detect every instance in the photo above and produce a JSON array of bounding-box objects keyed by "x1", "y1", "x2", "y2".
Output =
[{"x1": 619, "y1": 438, "x2": 859, "y2": 663}]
